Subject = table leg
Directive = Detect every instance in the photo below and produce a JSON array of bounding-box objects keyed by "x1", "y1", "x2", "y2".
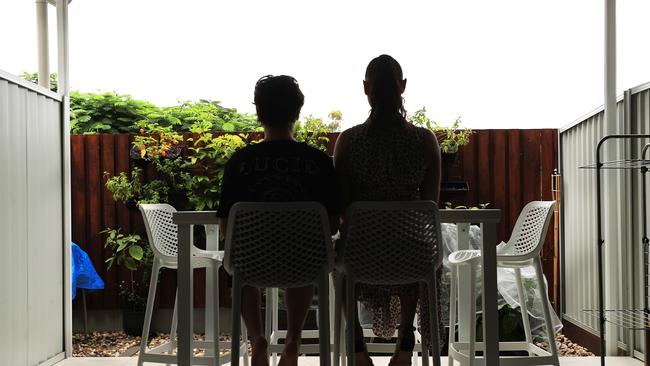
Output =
[
  {"x1": 205, "y1": 224, "x2": 219, "y2": 357},
  {"x1": 456, "y1": 223, "x2": 471, "y2": 343},
  {"x1": 178, "y1": 223, "x2": 194, "y2": 366},
  {"x1": 480, "y1": 222, "x2": 499, "y2": 366}
]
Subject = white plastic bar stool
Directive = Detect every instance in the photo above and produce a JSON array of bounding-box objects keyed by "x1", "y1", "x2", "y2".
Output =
[
  {"x1": 224, "y1": 202, "x2": 334, "y2": 366},
  {"x1": 138, "y1": 204, "x2": 248, "y2": 366},
  {"x1": 333, "y1": 201, "x2": 443, "y2": 366},
  {"x1": 447, "y1": 201, "x2": 559, "y2": 366}
]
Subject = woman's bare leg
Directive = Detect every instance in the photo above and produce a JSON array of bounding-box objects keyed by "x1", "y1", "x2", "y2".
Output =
[
  {"x1": 241, "y1": 286, "x2": 268, "y2": 366},
  {"x1": 278, "y1": 285, "x2": 315, "y2": 366},
  {"x1": 389, "y1": 292, "x2": 418, "y2": 365},
  {"x1": 341, "y1": 280, "x2": 373, "y2": 366}
]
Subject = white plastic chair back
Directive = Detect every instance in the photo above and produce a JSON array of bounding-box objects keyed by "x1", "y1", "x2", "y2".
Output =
[
  {"x1": 505, "y1": 201, "x2": 556, "y2": 258},
  {"x1": 338, "y1": 201, "x2": 442, "y2": 286},
  {"x1": 224, "y1": 201, "x2": 334, "y2": 288},
  {"x1": 139, "y1": 203, "x2": 179, "y2": 260}
]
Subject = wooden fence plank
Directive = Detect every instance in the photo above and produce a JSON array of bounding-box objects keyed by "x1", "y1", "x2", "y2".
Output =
[
  {"x1": 491, "y1": 130, "x2": 509, "y2": 242},
  {"x1": 461, "y1": 133, "x2": 478, "y2": 206},
  {"x1": 100, "y1": 134, "x2": 119, "y2": 309},
  {"x1": 84, "y1": 135, "x2": 108, "y2": 308},
  {"x1": 522, "y1": 130, "x2": 542, "y2": 204},
  {"x1": 540, "y1": 129, "x2": 559, "y2": 301},
  {"x1": 507, "y1": 130, "x2": 523, "y2": 234},
  {"x1": 476, "y1": 130, "x2": 492, "y2": 205},
  {"x1": 70, "y1": 136, "x2": 87, "y2": 251}
]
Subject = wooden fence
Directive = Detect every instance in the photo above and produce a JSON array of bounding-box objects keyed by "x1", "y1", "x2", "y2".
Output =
[{"x1": 71, "y1": 129, "x2": 558, "y2": 310}]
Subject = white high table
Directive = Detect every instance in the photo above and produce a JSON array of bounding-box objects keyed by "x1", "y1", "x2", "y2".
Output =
[
  {"x1": 172, "y1": 211, "x2": 223, "y2": 366},
  {"x1": 440, "y1": 209, "x2": 501, "y2": 366},
  {"x1": 172, "y1": 209, "x2": 501, "y2": 366}
]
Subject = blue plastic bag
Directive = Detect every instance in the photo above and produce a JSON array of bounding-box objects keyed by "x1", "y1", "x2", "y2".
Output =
[{"x1": 71, "y1": 242, "x2": 104, "y2": 299}]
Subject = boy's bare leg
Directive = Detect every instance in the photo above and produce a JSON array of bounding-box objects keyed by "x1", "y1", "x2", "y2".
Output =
[
  {"x1": 241, "y1": 286, "x2": 269, "y2": 366},
  {"x1": 278, "y1": 285, "x2": 314, "y2": 366}
]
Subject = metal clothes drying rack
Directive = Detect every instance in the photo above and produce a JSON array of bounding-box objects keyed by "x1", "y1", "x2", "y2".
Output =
[{"x1": 580, "y1": 134, "x2": 650, "y2": 366}]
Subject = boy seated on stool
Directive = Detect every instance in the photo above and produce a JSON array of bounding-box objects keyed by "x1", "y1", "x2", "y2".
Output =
[{"x1": 217, "y1": 75, "x2": 340, "y2": 366}]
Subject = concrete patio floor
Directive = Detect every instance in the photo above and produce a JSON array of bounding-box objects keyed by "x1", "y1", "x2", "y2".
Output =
[{"x1": 56, "y1": 356, "x2": 643, "y2": 366}]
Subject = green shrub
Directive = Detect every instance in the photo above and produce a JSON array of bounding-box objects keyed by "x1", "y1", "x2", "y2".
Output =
[
  {"x1": 70, "y1": 91, "x2": 177, "y2": 134},
  {"x1": 69, "y1": 92, "x2": 261, "y2": 134},
  {"x1": 21, "y1": 72, "x2": 58, "y2": 92}
]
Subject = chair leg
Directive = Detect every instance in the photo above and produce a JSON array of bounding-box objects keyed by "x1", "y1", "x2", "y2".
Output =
[
  {"x1": 242, "y1": 323, "x2": 250, "y2": 366},
  {"x1": 416, "y1": 316, "x2": 424, "y2": 366},
  {"x1": 330, "y1": 275, "x2": 336, "y2": 361},
  {"x1": 170, "y1": 289, "x2": 179, "y2": 343},
  {"x1": 418, "y1": 284, "x2": 430, "y2": 366},
  {"x1": 319, "y1": 271, "x2": 331, "y2": 366},
  {"x1": 334, "y1": 274, "x2": 343, "y2": 366},
  {"x1": 448, "y1": 266, "x2": 457, "y2": 366},
  {"x1": 231, "y1": 274, "x2": 242, "y2": 366},
  {"x1": 514, "y1": 267, "x2": 533, "y2": 355},
  {"x1": 213, "y1": 263, "x2": 221, "y2": 365},
  {"x1": 270, "y1": 287, "x2": 279, "y2": 366},
  {"x1": 534, "y1": 258, "x2": 560, "y2": 366},
  {"x1": 138, "y1": 261, "x2": 160, "y2": 366},
  {"x1": 346, "y1": 274, "x2": 356, "y2": 366},
  {"x1": 426, "y1": 275, "x2": 441, "y2": 366},
  {"x1": 467, "y1": 265, "x2": 476, "y2": 366},
  {"x1": 265, "y1": 287, "x2": 272, "y2": 360},
  {"x1": 167, "y1": 288, "x2": 179, "y2": 366},
  {"x1": 340, "y1": 315, "x2": 347, "y2": 366}
]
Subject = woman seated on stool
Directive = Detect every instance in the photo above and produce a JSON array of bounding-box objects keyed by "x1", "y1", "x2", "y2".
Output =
[
  {"x1": 334, "y1": 55, "x2": 442, "y2": 366},
  {"x1": 217, "y1": 75, "x2": 340, "y2": 366}
]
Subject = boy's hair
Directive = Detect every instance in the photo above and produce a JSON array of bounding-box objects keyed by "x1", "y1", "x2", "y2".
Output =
[{"x1": 254, "y1": 75, "x2": 305, "y2": 127}]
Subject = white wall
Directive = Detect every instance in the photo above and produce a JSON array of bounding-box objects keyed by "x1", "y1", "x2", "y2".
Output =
[{"x1": 0, "y1": 71, "x2": 65, "y2": 366}]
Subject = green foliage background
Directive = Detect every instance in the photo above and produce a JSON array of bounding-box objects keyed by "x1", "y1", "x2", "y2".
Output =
[
  {"x1": 69, "y1": 93, "x2": 263, "y2": 134},
  {"x1": 22, "y1": 71, "x2": 342, "y2": 135}
]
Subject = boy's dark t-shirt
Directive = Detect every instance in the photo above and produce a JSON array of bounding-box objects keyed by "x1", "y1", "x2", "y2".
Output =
[{"x1": 216, "y1": 140, "x2": 340, "y2": 218}]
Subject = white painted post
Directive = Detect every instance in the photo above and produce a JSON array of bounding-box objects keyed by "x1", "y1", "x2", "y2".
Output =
[
  {"x1": 35, "y1": 0, "x2": 49, "y2": 88},
  {"x1": 603, "y1": 0, "x2": 618, "y2": 356},
  {"x1": 56, "y1": 0, "x2": 72, "y2": 357}
]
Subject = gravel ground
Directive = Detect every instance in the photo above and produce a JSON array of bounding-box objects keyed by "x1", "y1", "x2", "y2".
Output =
[
  {"x1": 74, "y1": 332, "x2": 593, "y2": 358},
  {"x1": 73, "y1": 332, "x2": 233, "y2": 357},
  {"x1": 536, "y1": 334, "x2": 594, "y2": 357}
]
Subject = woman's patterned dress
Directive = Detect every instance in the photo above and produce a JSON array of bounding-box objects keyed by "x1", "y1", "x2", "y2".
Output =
[{"x1": 341, "y1": 121, "x2": 443, "y2": 347}]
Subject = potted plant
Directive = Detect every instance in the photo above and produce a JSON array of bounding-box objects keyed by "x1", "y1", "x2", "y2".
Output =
[
  {"x1": 409, "y1": 108, "x2": 472, "y2": 183},
  {"x1": 433, "y1": 117, "x2": 472, "y2": 155},
  {"x1": 102, "y1": 228, "x2": 154, "y2": 336},
  {"x1": 409, "y1": 107, "x2": 472, "y2": 154}
]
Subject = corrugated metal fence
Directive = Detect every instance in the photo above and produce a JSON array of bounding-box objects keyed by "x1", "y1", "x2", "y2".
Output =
[
  {"x1": 560, "y1": 82, "x2": 650, "y2": 357},
  {"x1": 0, "y1": 71, "x2": 65, "y2": 366},
  {"x1": 71, "y1": 129, "x2": 560, "y2": 311}
]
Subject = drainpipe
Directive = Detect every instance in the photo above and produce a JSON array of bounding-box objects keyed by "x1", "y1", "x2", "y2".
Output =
[
  {"x1": 36, "y1": 0, "x2": 50, "y2": 89},
  {"x1": 604, "y1": 0, "x2": 618, "y2": 357}
]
